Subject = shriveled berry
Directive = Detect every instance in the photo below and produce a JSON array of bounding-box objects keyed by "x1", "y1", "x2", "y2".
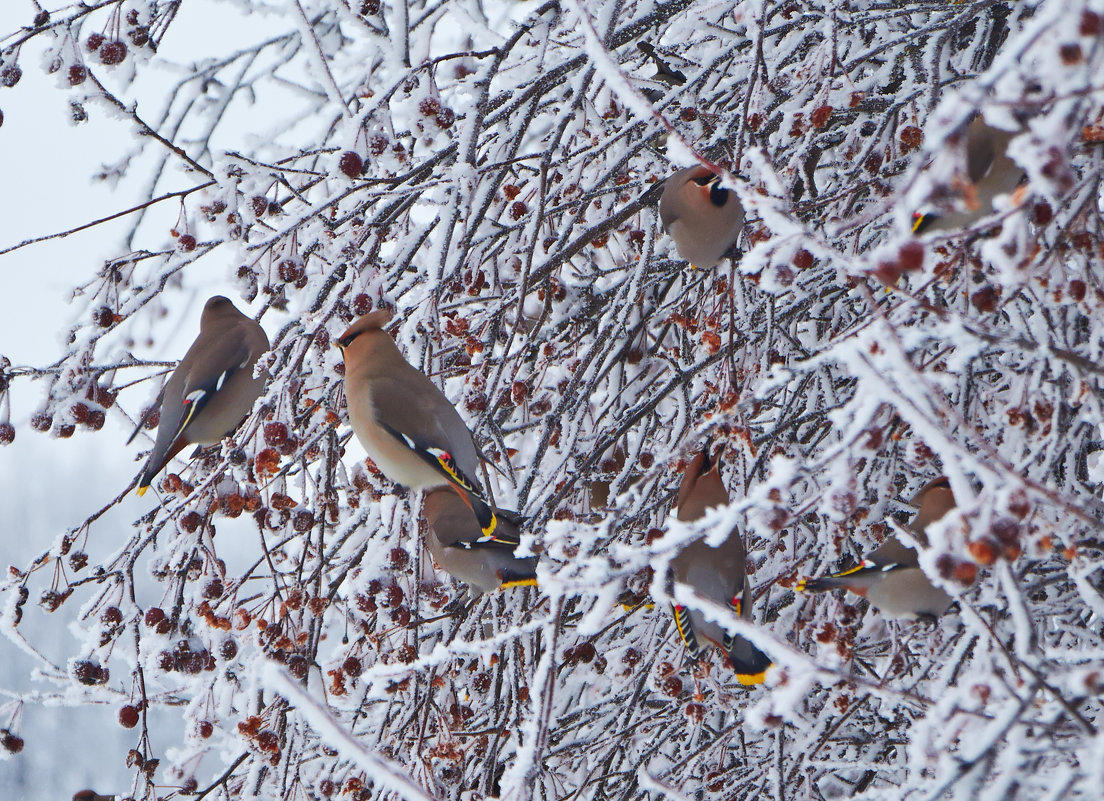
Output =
[
  {"x1": 388, "y1": 548, "x2": 410, "y2": 570},
  {"x1": 278, "y1": 259, "x2": 304, "y2": 283},
  {"x1": 343, "y1": 656, "x2": 362, "y2": 677},
  {"x1": 179, "y1": 511, "x2": 203, "y2": 533},
  {"x1": 338, "y1": 151, "x2": 363, "y2": 178},
  {"x1": 99, "y1": 41, "x2": 127, "y2": 65},
  {"x1": 1, "y1": 731, "x2": 23, "y2": 754},
  {"x1": 93, "y1": 306, "x2": 115, "y2": 328},
  {"x1": 203, "y1": 579, "x2": 224, "y2": 599},
  {"x1": 288, "y1": 654, "x2": 310, "y2": 679},
  {"x1": 129, "y1": 27, "x2": 149, "y2": 47},
  {"x1": 661, "y1": 675, "x2": 683, "y2": 697},
  {"x1": 74, "y1": 660, "x2": 108, "y2": 685},
  {"x1": 119, "y1": 705, "x2": 140, "y2": 728},
  {"x1": 435, "y1": 107, "x2": 455, "y2": 128},
  {"x1": 899, "y1": 125, "x2": 923, "y2": 152}
]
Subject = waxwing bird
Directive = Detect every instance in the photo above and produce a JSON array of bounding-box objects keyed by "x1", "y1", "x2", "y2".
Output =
[
  {"x1": 659, "y1": 166, "x2": 745, "y2": 269},
  {"x1": 336, "y1": 309, "x2": 499, "y2": 537},
  {"x1": 670, "y1": 445, "x2": 772, "y2": 685},
  {"x1": 913, "y1": 115, "x2": 1024, "y2": 234},
  {"x1": 422, "y1": 488, "x2": 537, "y2": 594},
  {"x1": 130, "y1": 296, "x2": 269, "y2": 496},
  {"x1": 798, "y1": 478, "x2": 956, "y2": 620}
]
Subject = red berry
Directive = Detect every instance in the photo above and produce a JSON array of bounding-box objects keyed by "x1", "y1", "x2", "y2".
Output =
[
  {"x1": 101, "y1": 606, "x2": 123, "y2": 625},
  {"x1": 86, "y1": 33, "x2": 105, "y2": 51},
  {"x1": 197, "y1": 720, "x2": 214, "y2": 738},
  {"x1": 338, "y1": 151, "x2": 363, "y2": 177},
  {"x1": 70, "y1": 402, "x2": 90, "y2": 424},
  {"x1": 57, "y1": 423, "x2": 75, "y2": 439},
  {"x1": 93, "y1": 306, "x2": 115, "y2": 328},
  {"x1": 342, "y1": 656, "x2": 362, "y2": 677},
  {"x1": 435, "y1": 108, "x2": 455, "y2": 128},
  {"x1": 292, "y1": 510, "x2": 314, "y2": 532},
  {"x1": 129, "y1": 27, "x2": 149, "y2": 48},
  {"x1": 179, "y1": 511, "x2": 203, "y2": 533},
  {"x1": 0, "y1": 423, "x2": 14, "y2": 445},
  {"x1": 178, "y1": 234, "x2": 197, "y2": 252},
  {"x1": 31, "y1": 412, "x2": 52, "y2": 432},
  {"x1": 119, "y1": 705, "x2": 140, "y2": 728},
  {"x1": 277, "y1": 259, "x2": 304, "y2": 283},
  {"x1": 1, "y1": 731, "x2": 23, "y2": 754},
  {"x1": 219, "y1": 638, "x2": 238, "y2": 660},
  {"x1": 263, "y1": 421, "x2": 288, "y2": 446},
  {"x1": 99, "y1": 41, "x2": 127, "y2": 65},
  {"x1": 203, "y1": 579, "x2": 224, "y2": 599},
  {"x1": 144, "y1": 607, "x2": 166, "y2": 628},
  {"x1": 1, "y1": 66, "x2": 23, "y2": 88}
]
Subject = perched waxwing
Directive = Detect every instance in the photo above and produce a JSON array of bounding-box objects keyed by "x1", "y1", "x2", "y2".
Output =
[
  {"x1": 130, "y1": 296, "x2": 269, "y2": 496},
  {"x1": 913, "y1": 115, "x2": 1024, "y2": 234},
  {"x1": 670, "y1": 445, "x2": 772, "y2": 685},
  {"x1": 336, "y1": 309, "x2": 499, "y2": 537},
  {"x1": 798, "y1": 478, "x2": 956, "y2": 620},
  {"x1": 422, "y1": 488, "x2": 537, "y2": 594},
  {"x1": 659, "y1": 166, "x2": 745, "y2": 269}
]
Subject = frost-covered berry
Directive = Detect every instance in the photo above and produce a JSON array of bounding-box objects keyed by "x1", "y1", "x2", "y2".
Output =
[
  {"x1": 0, "y1": 423, "x2": 14, "y2": 445},
  {"x1": 1, "y1": 66, "x2": 23, "y2": 88},
  {"x1": 144, "y1": 607, "x2": 166, "y2": 628},
  {"x1": 86, "y1": 33, "x2": 105, "y2": 51},
  {"x1": 219, "y1": 638, "x2": 237, "y2": 661},
  {"x1": 1, "y1": 730, "x2": 23, "y2": 754},
  {"x1": 338, "y1": 151, "x2": 363, "y2": 177},
  {"x1": 197, "y1": 720, "x2": 214, "y2": 739},
  {"x1": 179, "y1": 511, "x2": 203, "y2": 533},
  {"x1": 277, "y1": 259, "x2": 304, "y2": 283},
  {"x1": 31, "y1": 412, "x2": 52, "y2": 432},
  {"x1": 263, "y1": 421, "x2": 288, "y2": 447},
  {"x1": 101, "y1": 606, "x2": 122, "y2": 625},
  {"x1": 73, "y1": 659, "x2": 108, "y2": 685},
  {"x1": 99, "y1": 41, "x2": 127, "y2": 65},
  {"x1": 343, "y1": 656, "x2": 362, "y2": 677}
]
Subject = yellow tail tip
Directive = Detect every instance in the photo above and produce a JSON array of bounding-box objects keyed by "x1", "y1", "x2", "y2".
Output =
[
  {"x1": 794, "y1": 579, "x2": 808, "y2": 592},
  {"x1": 499, "y1": 577, "x2": 538, "y2": 590},
  {"x1": 736, "y1": 669, "x2": 769, "y2": 686},
  {"x1": 136, "y1": 485, "x2": 149, "y2": 497}
]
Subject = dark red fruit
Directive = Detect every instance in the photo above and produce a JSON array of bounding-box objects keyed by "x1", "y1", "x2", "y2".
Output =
[
  {"x1": 1, "y1": 66, "x2": 23, "y2": 88},
  {"x1": 197, "y1": 720, "x2": 214, "y2": 738},
  {"x1": 0, "y1": 423, "x2": 14, "y2": 445},
  {"x1": 101, "y1": 606, "x2": 123, "y2": 625},
  {"x1": 1, "y1": 730, "x2": 23, "y2": 754},
  {"x1": 119, "y1": 705, "x2": 140, "y2": 728},
  {"x1": 31, "y1": 412, "x2": 52, "y2": 432},
  {"x1": 177, "y1": 234, "x2": 197, "y2": 252},
  {"x1": 144, "y1": 607, "x2": 166, "y2": 628},
  {"x1": 338, "y1": 151, "x2": 363, "y2": 177},
  {"x1": 343, "y1": 656, "x2": 362, "y2": 677},
  {"x1": 179, "y1": 511, "x2": 203, "y2": 533},
  {"x1": 86, "y1": 33, "x2": 105, "y2": 51},
  {"x1": 87, "y1": 409, "x2": 106, "y2": 430},
  {"x1": 418, "y1": 97, "x2": 441, "y2": 116},
  {"x1": 99, "y1": 41, "x2": 127, "y2": 65},
  {"x1": 436, "y1": 108, "x2": 455, "y2": 128},
  {"x1": 277, "y1": 259, "x2": 304, "y2": 283},
  {"x1": 263, "y1": 421, "x2": 288, "y2": 446}
]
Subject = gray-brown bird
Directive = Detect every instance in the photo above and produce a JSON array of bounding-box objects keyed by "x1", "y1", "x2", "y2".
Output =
[
  {"x1": 659, "y1": 165, "x2": 745, "y2": 269},
  {"x1": 335, "y1": 309, "x2": 499, "y2": 537},
  {"x1": 422, "y1": 488, "x2": 537, "y2": 594},
  {"x1": 73, "y1": 791, "x2": 115, "y2": 801},
  {"x1": 131, "y1": 296, "x2": 269, "y2": 496},
  {"x1": 670, "y1": 445, "x2": 771, "y2": 685},
  {"x1": 913, "y1": 115, "x2": 1024, "y2": 234},
  {"x1": 798, "y1": 478, "x2": 956, "y2": 620}
]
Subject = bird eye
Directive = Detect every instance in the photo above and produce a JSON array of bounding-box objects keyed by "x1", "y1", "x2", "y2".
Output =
[
  {"x1": 335, "y1": 331, "x2": 360, "y2": 349},
  {"x1": 691, "y1": 171, "x2": 717, "y2": 187},
  {"x1": 708, "y1": 182, "x2": 729, "y2": 207}
]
